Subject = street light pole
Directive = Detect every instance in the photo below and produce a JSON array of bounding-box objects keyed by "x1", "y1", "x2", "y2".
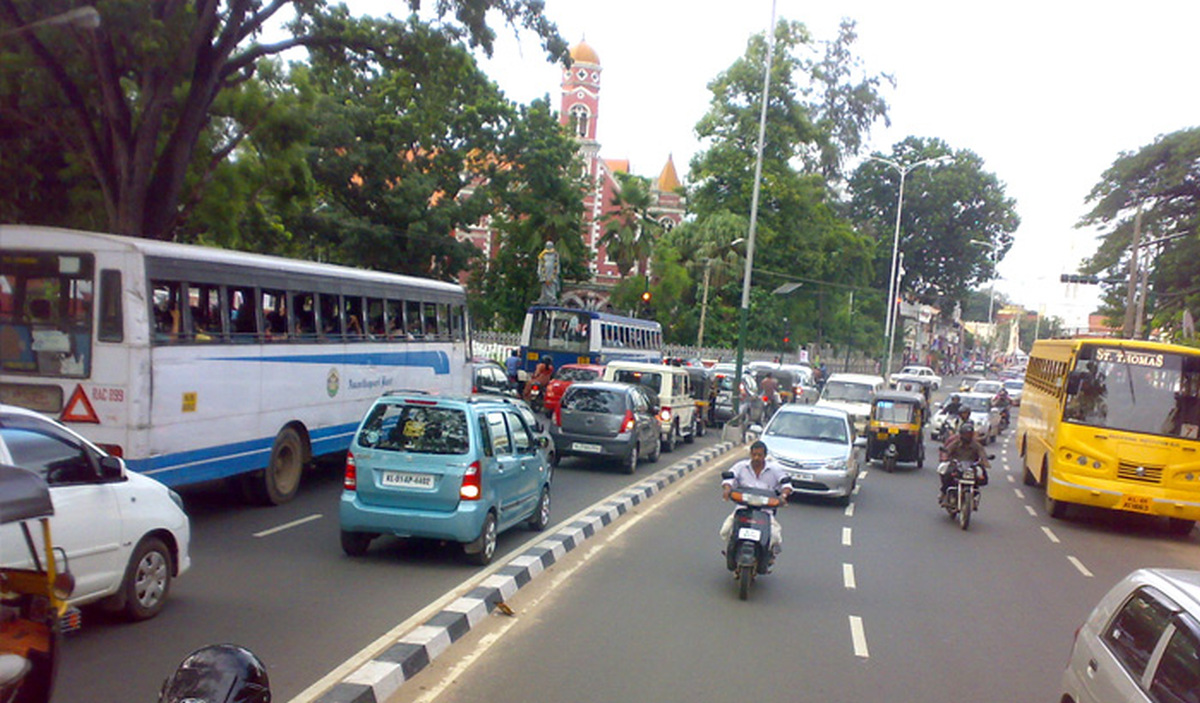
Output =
[
  {"x1": 733, "y1": 0, "x2": 776, "y2": 417},
  {"x1": 697, "y1": 258, "x2": 713, "y2": 349},
  {"x1": 870, "y1": 154, "x2": 951, "y2": 378}
]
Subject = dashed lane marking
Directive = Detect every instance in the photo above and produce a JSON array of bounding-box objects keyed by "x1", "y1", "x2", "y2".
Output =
[
  {"x1": 849, "y1": 615, "x2": 870, "y2": 658},
  {"x1": 1025, "y1": 505, "x2": 1037, "y2": 516},
  {"x1": 1014, "y1": 489, "x2": 1025, "y2": 499},
  {"x1": 843, "y1": 563, "x2": 856, "y2": 589},
  {"x1": 842, "y1": 527, "x2": 853, "y2": 546},
  {"x1": 844, "y1": 502, "x2": 855, "y2": 518},
  {"x1": 1041, "y1": 526, "x2": 1061, "y2": 543},
  {"x1": 254, "y1": 513, "x2": 323, "y2": 537},
  {"x1": 1068, "y1": 556, "x2": 1095, "y2": 577}
]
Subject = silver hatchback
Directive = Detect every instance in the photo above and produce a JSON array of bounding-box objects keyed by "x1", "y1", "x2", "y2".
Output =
[{"x1": 1062, "y1": 567, "x2": 1200, "y2": 703}]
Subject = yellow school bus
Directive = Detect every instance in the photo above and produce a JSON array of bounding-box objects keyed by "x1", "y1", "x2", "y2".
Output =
[{"x1": 1018, "y1": 338, "x2": 1200, "y2": 533}]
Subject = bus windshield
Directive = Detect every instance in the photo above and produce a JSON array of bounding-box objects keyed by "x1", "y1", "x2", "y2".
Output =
[
  {"x1": 1064, "y1": 346, "x2": 1200, "y2": 439},
  {"x1": 529, "y1": 308, "x2": 589, "y2": 354},
  {"x1": 0, "y1": 250, "x2": 93, "y2": 378}
]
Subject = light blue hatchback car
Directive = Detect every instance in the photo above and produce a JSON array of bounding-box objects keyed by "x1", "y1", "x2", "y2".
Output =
[{"x1": 339, "y1": 392, "x2": 553, "y2": 565}]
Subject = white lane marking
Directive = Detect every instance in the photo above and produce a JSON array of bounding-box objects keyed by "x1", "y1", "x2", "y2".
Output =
[
  {"x1": 849, "y1": 615, "x2": 870, "y2": 657},
  {"x1": 844, "y1": 502, "x2": 855, "y2": 518},
  {"x1": 860, "y1": 470, "x2": 869, "y2": 480},
  {"x1": 842, "y1": 527, "x2": 853, "y2": 546},
  {"x1": 1014, "y1": 489, "x2": 1025, "y2": 499},
  {"x1": 843, "y1": 563, "x2": 856, "y2": 589},
  {"x1": 1025, "y1": 505, "x2": 1037, "y2": 516},
  {"x1": 1068, "y1": 556, "x2": 1094, "y2": 577},
  {"x1": 1041, "y1": 526, "x2": 1061, "y2": 544},
  {"x1": 853, "y1": 482, "x2": 862, "y2": 495},
  {"x1": 254, "y1": 513, "x2": 323, "y2": 537},
  {"x1": 1006, "y1": 475, "x2": 1015, "y2": 483}
]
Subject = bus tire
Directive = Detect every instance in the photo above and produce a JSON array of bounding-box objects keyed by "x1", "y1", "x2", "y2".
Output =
[
  {"x1": 264, "y1": 427, "x2": 306, "y2": 505},
  {"x1": 1167, "y1": 518, "x2": 1195, "y2": 536}
]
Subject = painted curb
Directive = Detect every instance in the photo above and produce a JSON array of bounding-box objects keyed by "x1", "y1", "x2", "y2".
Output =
[{"x1": 313, "y1": 441, "x2": 738, "y2": 703}]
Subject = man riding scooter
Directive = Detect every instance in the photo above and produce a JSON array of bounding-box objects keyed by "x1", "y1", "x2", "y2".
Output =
[{"x1": 721, "y1": 441, "x2": 792, "y2": 568}]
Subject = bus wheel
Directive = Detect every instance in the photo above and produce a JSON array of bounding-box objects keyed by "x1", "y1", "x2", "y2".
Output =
[
  {"x1": 264, "y1": 427, "x2": 306, "y2": 505},
  {"x1": 1044, "y1": 486, "x2": 1068, "y2": 519},
  {"x1": 1167, "y1": 518, "x2": 1195, "y2": 536}
]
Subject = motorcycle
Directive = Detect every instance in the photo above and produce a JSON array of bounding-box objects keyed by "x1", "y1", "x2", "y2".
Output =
[
  {"x1": 940, "y1": 459, "x2": 989, "y2": 530},
  {"x1": 523, "y1": 382, "x2": 545, "y2": 414},
  {"x1": 722, "y1": 471, "x2": 786, "y2": 600}
]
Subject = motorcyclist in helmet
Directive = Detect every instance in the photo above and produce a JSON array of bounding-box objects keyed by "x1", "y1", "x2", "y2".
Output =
[
  {"x1": 942, "y1": 393, "x2": 963, "y2": 418},
  {"x1": 160, "y1": 644, "x2": 271, "y2": 703},
  {"x1": 937, "y1": 421, "x2": 991, "y2": 504}
]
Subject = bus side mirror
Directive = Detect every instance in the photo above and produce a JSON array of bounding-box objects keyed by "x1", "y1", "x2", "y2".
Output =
[{"x1": 1066, "y1": 371, "x2": 1085, "y2": 395}]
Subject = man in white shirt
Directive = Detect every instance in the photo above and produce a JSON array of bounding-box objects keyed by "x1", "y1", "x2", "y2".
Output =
[{"x1": 721, "y1": 441, "x2": 793, "y2": 557}]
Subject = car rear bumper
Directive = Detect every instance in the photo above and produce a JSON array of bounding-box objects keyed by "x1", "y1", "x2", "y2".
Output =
[{"x1": 339, "y1": 492, "x2": 485, "y2": 544}]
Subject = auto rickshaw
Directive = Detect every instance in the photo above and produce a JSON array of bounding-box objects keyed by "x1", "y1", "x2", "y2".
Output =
[
  {"x1": 864, "y1": 390, "x2": 927, "y2": 472},
  {"x1": 0, "y1": 465, "x2": 75, "y2": 703},
  {"x1": 685, "y1": 366, "x2": 715, "y2": 435}
]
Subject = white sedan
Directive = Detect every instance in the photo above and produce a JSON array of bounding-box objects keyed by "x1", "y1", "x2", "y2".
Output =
[
  {"x1": 933, "y1": 393, "x2": 1000, "y2": 444},
  {"x1": 0, "y1": 404, "x2": 191, "y2": 621},
  {"x1": 889, "y1": 365, "x2": 942, "y2": 390}
]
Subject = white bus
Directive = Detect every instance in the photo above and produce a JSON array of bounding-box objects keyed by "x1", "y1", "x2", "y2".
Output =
[{"x1": 1, "y1": 226, "x2": 472, "y2": 504}]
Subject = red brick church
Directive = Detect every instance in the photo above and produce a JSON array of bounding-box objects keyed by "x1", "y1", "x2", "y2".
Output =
[{"x1": 457, "y1": 38, "x2": 686, "y2": 309}]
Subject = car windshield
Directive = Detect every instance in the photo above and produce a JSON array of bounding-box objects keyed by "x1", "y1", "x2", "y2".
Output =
[
  {"x1": 555, "y1": 366, "x2": 600, "y2": 382},
  {"x1": 973, "y1": 382, "x2": 1002, "y2": 393},
  {"x1": 960, "y1": 396, "x2": 991, "y2": 412},
  {"x1": 899, "y1": 367, "x2": 924, "y2": 375},
  {"x1": 1064, "y1": 347, "x2": 1200, "y2": 439},
  {"x1": 1004, "y1": 380, "x2": 1024, "y2": 390},
  {"x1": 357, "y1": 404, "x2": 469, "y2": 454},
  {"x1": 563, "y1": 388, "x2": 624, "y2": 413},
  {"x1": 766, "y1": 413, "x2": 848, "y2": 444},
  {"x1": 822, "y1": 381, "x2": 873, "y2": 403}
]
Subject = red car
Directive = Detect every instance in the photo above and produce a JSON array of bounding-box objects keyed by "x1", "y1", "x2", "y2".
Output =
[{"x1": 542, "y1": 364, "x2": 606, "y2": 416}]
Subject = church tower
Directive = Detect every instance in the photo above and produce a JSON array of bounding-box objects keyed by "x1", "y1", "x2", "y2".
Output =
[{"x1": 560, "y1": 39, "x2": 602, "y2": 167}]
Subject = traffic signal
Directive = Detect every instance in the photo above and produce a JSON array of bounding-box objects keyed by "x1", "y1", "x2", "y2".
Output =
[
  {"x1": 640, "y1": 290, "x2": 652, "y2": 303},
  {"x1": 1060, "y1": 273, "x2": 1101, "y2": 284},
  {"x1": 783, "y1": 335, "x2": 790, "y2": 344}
]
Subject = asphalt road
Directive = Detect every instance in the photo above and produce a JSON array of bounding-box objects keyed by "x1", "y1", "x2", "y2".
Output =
[
  {"x1": 381, "y1": 385, "x2": 1200, "y2": 703},
  {"x1": 57, "y1": 431, "x2": 729, "y2": 703}
]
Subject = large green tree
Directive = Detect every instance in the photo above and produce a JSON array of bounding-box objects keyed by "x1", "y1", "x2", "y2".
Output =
[
  {"x1": 0, "y1": 0, "x2": 565, "y2": 238},
  {"x1": 1078, "y1": 127, "x2": 1200, "y2": 340},
  {"x1": 685, "y1": 18, "x2": 886, "y2": 353},
  {"x1": 598, "y1": 171, "x2": 661, "y2": 277},
  {"x1": 847, "y1": 136, "x2": 1020, "y2": 314}
]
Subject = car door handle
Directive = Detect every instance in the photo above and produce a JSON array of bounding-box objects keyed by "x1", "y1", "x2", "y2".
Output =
[{"x1": 1086, "y1": 659, "x2": 1098, "y2": 676}]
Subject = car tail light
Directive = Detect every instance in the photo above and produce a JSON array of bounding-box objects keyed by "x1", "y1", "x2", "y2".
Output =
[
  {"x1": 762, "y1": 395, "x2": 770, "y2": 403},
  {"x1": 460, "y1": 460, "x2": 482, "y2": 500},
  {"x1": 658, "y1": 407, "x2": 672, "y2": 423},
  {"x1": 621, "y1": 410, "x2": 636, "y2": 433},
  {"x1": 555, "y1": 405, "x2": 562, "y2": 426},
  {"x1": 344, "y1": 451, "x2": 357, "y2": 491}
]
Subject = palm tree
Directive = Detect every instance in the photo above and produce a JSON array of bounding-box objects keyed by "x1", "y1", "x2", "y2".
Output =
[{"x1": 598, "y1": 172, "x2": 661, "y2": 277}]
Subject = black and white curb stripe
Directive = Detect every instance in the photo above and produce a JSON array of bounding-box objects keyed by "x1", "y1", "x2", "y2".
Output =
[{"x1": 313, "y1": 441, "x2": 737, "y2": 703}]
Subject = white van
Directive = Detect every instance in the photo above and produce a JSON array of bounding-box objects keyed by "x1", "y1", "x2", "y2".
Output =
[
  {"x1": 603, "y1": 361, "x2": 698, "y2": 451},
  {"x1": 816, "y1": 373, "x2": 885, "y2": 434}
]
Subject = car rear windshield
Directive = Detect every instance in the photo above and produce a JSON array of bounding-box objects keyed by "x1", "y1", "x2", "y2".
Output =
[
  {"x1": 611, "y1": 369, "x2": 663, "y2": 394},
  {"x1": 555, "y1": 366, "x2": 600, "y2": 382},
  {"x1": 563, "y1": 388, "x2": 625, "y2": 413},
  {"x1": 356, "y1": 404, "x2": 469, "y2": 454}
]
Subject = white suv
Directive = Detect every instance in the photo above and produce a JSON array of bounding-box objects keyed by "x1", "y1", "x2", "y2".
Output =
[{"x1": 0, "y1": 404, "x2": 191, "y2": 621}]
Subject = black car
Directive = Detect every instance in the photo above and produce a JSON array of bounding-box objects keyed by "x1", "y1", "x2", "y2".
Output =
[
  {"x1": 471, "y1": 359, "x2": 518, "y2": 396},
  {"x1": 549, "y1": 381, "x2": 661, "y2": 473}
]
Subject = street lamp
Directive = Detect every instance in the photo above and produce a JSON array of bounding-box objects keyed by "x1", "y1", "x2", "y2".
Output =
[
  {"x1": 0, "y1": 6, "x2": 100, "y2": 38},
  {"x1": 970, "y1": 239, "x2": 998, "y2": 359},
  {"x1": 869, "y1": 154, "x2": 952, "y2": 377}
]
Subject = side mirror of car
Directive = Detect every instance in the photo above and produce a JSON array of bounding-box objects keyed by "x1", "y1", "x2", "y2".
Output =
[
  {"x1": 538, "y1": 436, "x2": 550, "y2": 450},
  {"x1": 853, "y1": 436, "x2": 867, "y2": 448},
  {"x1": 99, "y1": 454, "x2": 125, "y2": 480}
]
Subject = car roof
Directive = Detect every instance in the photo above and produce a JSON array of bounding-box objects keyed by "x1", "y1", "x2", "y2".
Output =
[
  {"x1": 959, "y1": 392, "x2": 995, "y2": 401},
  {"x1": 826, "y1": 373, "x2": 885, "y2": 385},
  {"x1": 774, "y1": 404, "x2": 850, "y2": 421},
  {"x1": 606, "y1": 360, "x2": 685, "y2": 374},
  {"x1": 564, "y1": 380, "x2": 640, "y2": 394},
  {"x1": 873, "y1": 390, "x2": 927, "y2": 404},
  {"x1": 559, "y1": 363, "x2": 606, "y2": 371},
  {"x1": 1147, "y1": 568, "x2": 1200, "y2": 608}
]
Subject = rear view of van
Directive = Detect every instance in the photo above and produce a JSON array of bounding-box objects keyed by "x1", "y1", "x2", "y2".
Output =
[{"x1": 816, "y1": 373, "x2": 884, "y2": 434}]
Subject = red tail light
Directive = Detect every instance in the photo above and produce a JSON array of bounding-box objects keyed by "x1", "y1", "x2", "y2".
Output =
[
  {"x1": 621, "y1": 409, "x2": 636, "y2": 433},
  {"x1": 460, "y1": 460, "x2": 482, "y2": 500},
  {"x1": 762, "y1": 395, "x2": 770, "y2": 403},
  {"x1": 555, "y1": 404, "x2": 562, "y2": 426},
  {"x1": 344, "y1": 451, "x2": 358, "y2": 491},
  {"x1": 658, "y1": 407, "x2": 672, "y2": 423}
]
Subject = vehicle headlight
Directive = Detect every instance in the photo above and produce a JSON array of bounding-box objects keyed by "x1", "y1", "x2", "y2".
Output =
[{"x1": 824, "y1": 457, "x2": 848, "y2": 471}]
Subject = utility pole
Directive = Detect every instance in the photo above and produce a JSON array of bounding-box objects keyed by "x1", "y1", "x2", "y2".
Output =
[{"x1": 1123, "y1": 206, "x2": 1143, "y2": 338}]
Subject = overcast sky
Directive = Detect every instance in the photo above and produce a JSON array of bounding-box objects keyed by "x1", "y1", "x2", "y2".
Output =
[{"x1": 358, "y1": 0, "x2": 1198, "y2": 328}]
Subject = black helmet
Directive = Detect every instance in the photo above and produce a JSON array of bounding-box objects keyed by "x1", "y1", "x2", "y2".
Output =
[
  {"x1": 160, "y1": 644, "x2": 270, "y2": 703},
  {"x1": 950, "y1": 394, "x2": 960, "y2": 401},
  {"x1": 959, "y1": 421, "x2": 975, "y2": 436}
]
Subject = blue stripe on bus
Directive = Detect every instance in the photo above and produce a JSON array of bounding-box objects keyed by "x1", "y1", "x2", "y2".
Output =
[
  {"x1": 128, "y1": 420, "x2": 362, "y2": 488},
  {"x1": 201, "y1": 350, "x2": 451, "y2": 374}
]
